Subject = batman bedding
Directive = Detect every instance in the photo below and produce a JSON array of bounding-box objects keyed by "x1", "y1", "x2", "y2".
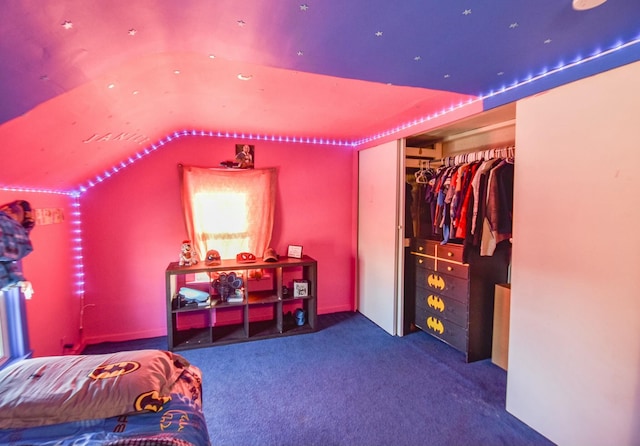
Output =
[{"x1": 0, "y1": 349, "x2": 212, "y2": 446}]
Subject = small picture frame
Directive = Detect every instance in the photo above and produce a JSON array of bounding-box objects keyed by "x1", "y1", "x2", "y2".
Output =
[
  {"x1": 293, "y1": 280, "x2": 309, "y2": 297},
  {"x1": 287, "y1": 245, "x2": 303, "y2": 259},
  {"x1": 234, "y1": 144, "x2": 255, "y2": 169}
]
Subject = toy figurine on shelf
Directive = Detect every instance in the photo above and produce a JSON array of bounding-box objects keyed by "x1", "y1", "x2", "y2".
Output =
[{"x1": 178, "y1": 240, "x2": 198, "y2": 266}]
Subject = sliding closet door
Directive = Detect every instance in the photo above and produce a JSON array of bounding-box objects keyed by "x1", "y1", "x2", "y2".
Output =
[{"x1": 357, "y1": 140, "x2": 405, "y2": 336}]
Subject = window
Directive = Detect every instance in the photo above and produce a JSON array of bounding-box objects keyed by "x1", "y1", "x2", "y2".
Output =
[
  {"x1": 180, "y1": 165, "x2": 277, "y2": 260},
  {"x1": 192, "y1": 191, "x2": 250, "y2": 256}
]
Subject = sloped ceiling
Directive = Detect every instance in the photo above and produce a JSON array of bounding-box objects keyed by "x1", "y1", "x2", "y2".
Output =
[{"x1": 1, "y1": 0, "x2": 639, "y2": 192}]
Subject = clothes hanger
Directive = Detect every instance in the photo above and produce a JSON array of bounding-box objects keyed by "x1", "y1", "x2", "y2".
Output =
[
  {"x1": 415, "y1": 160, "x2": 430, "y2": 184},
  {"x1": 426, "y1": 160, "x2": 435, "y2": 176}
]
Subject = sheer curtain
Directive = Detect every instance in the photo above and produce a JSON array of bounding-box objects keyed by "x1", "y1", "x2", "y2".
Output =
[{"x1": 179, "y1": 165, "x2": 277, "y2": 261}]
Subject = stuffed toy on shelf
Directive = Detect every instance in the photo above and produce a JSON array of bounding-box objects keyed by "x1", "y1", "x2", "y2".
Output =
[{"x1": 178, "y1": 240, "x2": 198, "y2": 266}]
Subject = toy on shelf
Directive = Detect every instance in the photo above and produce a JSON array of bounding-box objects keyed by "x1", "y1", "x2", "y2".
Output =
[{"x1": 178, "y1": 240, "x2": 198, "y2": 266}]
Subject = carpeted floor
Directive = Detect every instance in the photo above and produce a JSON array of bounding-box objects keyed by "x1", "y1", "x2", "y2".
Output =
[{"x1": 83, "y1": 311, "x2": 555, "y2": 446}]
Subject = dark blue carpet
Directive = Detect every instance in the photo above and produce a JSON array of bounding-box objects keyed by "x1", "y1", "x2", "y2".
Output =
[{"x1": 83, "y1": 312, "x2": 554, "y2": 446}]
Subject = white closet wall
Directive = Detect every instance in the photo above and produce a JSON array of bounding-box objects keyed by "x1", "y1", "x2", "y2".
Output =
[
  {"x1": 508, "y1": 60, "x2": 640, "y2": 446},
  {"x1": 357, "y1": 140, "x2": 403, "y2": 335}
]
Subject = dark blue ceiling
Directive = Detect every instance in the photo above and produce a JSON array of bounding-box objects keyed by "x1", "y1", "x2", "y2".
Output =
[{"x1": 1, "y1": 0, "x2": 639, "y2": 124}]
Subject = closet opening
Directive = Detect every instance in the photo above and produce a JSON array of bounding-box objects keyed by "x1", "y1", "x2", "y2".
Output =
[{"x1": 402, "y1": 103, "x2": 516, "y2": 363}]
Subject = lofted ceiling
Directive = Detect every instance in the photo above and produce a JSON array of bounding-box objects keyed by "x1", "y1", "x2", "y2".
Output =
[{"x1": 1, "y1": 0, "x2": 639, "y2": 193}]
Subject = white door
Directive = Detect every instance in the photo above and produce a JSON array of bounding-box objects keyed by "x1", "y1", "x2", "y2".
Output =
[{"x1": 357, "y1": 140, "x2": 405, "y2": 335}]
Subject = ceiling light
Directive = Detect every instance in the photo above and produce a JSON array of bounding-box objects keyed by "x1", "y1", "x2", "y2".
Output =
[{"x1": 572, "y1": 0, "x2": 607, "y2": 10}]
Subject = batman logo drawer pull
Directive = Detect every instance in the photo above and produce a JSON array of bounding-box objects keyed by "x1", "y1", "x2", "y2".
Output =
[
  {"x1": 426, "y1": 316, "x2": 444, "y2": 334},
  {"x1": 427, "y1": 273, "x2": 445, "y2": 290},
  {"x1": 427, "y1": 294, "x2": 445, "y2": 312}
]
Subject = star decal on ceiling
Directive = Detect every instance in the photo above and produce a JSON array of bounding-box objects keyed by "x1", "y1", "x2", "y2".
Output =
[
  {"x1": 414, "y1": 56, "x2": 421, "y2": 61},
  {"x1": 128, "y1": 29, "x2": 137, "y2": 36},
  {"x1": 300, "y1": 4, "x2": 309, "y2": 11},
  {"x1": 237, "y1": 20, "x2": 246, "y2": 27},
  {"x1": 544, "y1": 38, "x2": 552, "y2": 44},
  {"x1": 297, "y1": 50, "x2": 304, "y2": 56},
  {"x1": 375, "y1": 31, "x2": 383, "y2": 37},
  {"x1": 444, "y1": 74, "x2": 451, "y2": 78},
  {"x1": 463, "y1": 9, "x2": 472, "y2": 15},
  {"x1": 509, "y1": 22, "x2": 519, "y2": 29},
  {"x1": 62, "y1": 20, "x2": 73, "y2": 30}
]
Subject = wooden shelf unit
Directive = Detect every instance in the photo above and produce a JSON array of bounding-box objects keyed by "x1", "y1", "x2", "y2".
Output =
[{"x1": 165, "y1": 255, "x2": 317, "y2": 351}]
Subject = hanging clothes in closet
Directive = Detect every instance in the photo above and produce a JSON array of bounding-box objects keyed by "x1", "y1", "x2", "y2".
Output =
[
  {"x1": 411, "y1": 161, "x2": 437, "y2": 239},
  {"x1": 416, "y1": 147, "x2": 514, "y2": 262}
]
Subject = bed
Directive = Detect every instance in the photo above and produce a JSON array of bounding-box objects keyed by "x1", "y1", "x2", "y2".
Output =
[{"x1": 0, "y1": 349, "x2": 211, "y2": 446}]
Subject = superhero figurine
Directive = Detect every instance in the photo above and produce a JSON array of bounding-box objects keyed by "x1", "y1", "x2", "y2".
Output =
[{"x1": 178, "y1": 240, "x2": 198, "y2": 266}]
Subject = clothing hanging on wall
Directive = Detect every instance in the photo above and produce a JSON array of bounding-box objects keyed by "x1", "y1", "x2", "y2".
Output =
[{"x1": 414, "y1": 147, "x2": 514, "y2": 261}]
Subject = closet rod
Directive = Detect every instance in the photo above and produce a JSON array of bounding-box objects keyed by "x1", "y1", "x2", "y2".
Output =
[{"x1": 422, "y1": 145, "x2": 515, "y2": 167}]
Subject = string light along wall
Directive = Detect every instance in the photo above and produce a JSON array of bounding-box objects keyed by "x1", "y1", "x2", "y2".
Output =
[{"x1": 0, "y1": 187, "x2": 85, "y2": 324}]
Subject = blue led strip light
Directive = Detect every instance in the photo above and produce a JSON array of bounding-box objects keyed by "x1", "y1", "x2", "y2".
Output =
[
  {"x1": 0, "y1": 186, "x2": 75, "y2": 196},
  {"x1": 356, "y1": 36, "x2": 640, "y2": 146},
  {"x1": 75, "y1": 129, "x2": 354, "y2": 195},
  {"x1": 0, "y1": 188, "x2": 86, "y2": 323},
  {"x1": 70, "y1": 195, "x2": 85, "y2": 302}
]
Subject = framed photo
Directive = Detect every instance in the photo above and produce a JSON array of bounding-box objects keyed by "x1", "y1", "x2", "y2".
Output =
[
  {"x1": 293, "y1": 280, "x2": 309, "y2": 297},
  {"x1": 234, "y1": 144, "x2": 255, "y2": 169},
  {"x1": 287, "y1": 245, "x2": 303, "y2": 259}
]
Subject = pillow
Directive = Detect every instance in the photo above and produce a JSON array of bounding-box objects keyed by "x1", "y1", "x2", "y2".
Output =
[{"x1": 0, "y1": 349, "x2": 190, "y2": 429}]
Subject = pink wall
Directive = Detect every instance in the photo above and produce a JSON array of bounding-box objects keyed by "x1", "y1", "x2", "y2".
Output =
[
  {"x1": 79, "y1": 136, "x2": 356, "y2": 344},
  {"x1": 0, "y1": 190, "x2": 78, "y2": 357}
]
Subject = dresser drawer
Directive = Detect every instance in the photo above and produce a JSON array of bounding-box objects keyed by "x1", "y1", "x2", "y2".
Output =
[
  {"x1": 415, "y1": 286, "x2": 468, "y2": 327},
  {"x1": 415, "y1": 305, "x2": 468, "y2": 353},
  {"x1": 416, "y1": 268, "x2": 469, "y2": 303},
  {"x1": 435, "y1": 259, "x2": 469, "y2": 280},
  {"x1": 435, "y1": 243, "x2": 464, "y2": 263},
  {"x1": 414, "y1": 253, "x2": 468, "y2": 279},
  {"x1": 413, "y1": 240, "x2": 436, "y2": 257},
  {"x1": 415, "y1": 255, "x2": 435, "y2": 271}
]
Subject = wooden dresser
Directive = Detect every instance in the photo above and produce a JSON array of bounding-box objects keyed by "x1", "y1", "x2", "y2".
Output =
[{"x1": 411, "y1": 238, "x2": 510, "y2": 362}]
